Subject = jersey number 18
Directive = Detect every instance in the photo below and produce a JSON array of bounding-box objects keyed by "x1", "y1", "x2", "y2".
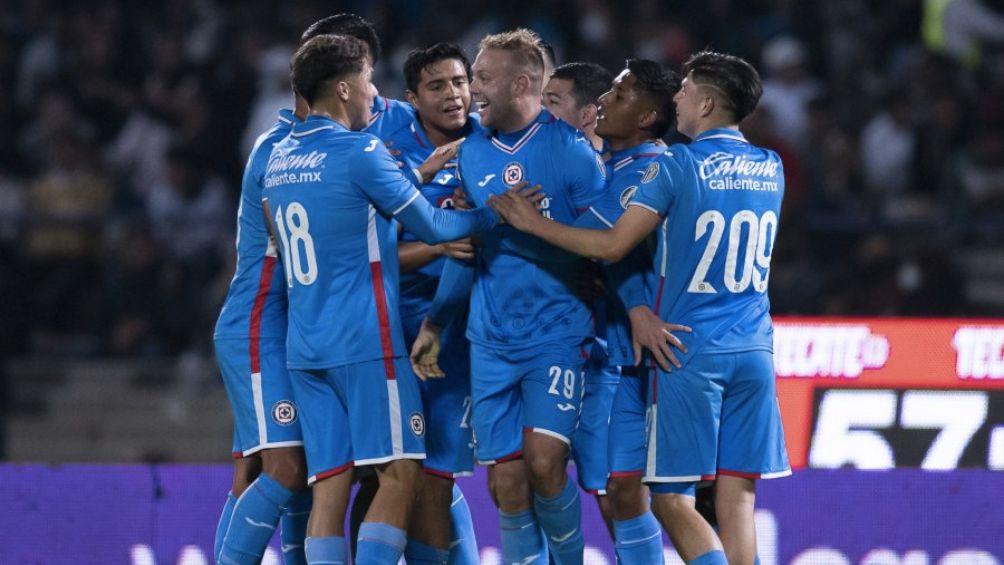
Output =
[{"x1": 274, "y1": 202, "x2": 318, "y2": 287}]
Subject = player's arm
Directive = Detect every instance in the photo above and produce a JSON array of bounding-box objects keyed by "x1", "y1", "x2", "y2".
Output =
[
  {"x1": 409, "y1": 257, "x2": 475, "y2": 380},
  {"x1": 398, "y1": 239, "x2": 474, "y2": 273},
  {"x1": 490, "y1": 191, "x2": 661, "y2": 263}
]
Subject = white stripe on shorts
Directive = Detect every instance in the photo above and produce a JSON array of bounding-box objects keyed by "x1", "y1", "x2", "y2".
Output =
[
  {"x1": 251, "y1": 372, "x2": 268, "y2": 445},
  {"x1": 388, "y1": 379, "x2": 403, "y2": 456}
]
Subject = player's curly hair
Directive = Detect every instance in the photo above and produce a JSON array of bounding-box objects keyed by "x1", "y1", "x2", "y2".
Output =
[
  {"x1": 403, "y1": 42, "x2": 471, "y2": 93},
  {"x1": 682, "y1": 50, "x2": 762, "y2": 123},
  {"x1": 626, "y1": 59, "x2": 681, "y2": 139},
  {"x1": 301, "y1": 13, "x2": 381, "y2": 64},
  {"x1": 478, "y1": 28, "x2": 546, "y2": 86},
  {"x1": 291, "y1": 34, "x2": 369, "y2": 105}
]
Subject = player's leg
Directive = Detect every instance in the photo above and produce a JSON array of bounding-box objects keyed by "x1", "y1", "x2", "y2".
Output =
[
  {"x1": 217, "y1": 338, "x2": 307, "y2": 564},
  {"x1": 607, "y1": 366, "x2": 663, "y2": 564},
  {"x1": 522, "y1": 342, "x2": 590, "y2": 565},
  {"x1": 715, "y1": 350, "x2": 791, "y2": 565},
  {"x1": 293, "y1": 366, "x2": 354, "y2": 564},
  {"x1": 347, "y1": 357, "x2": 426, "y2": 565},
  {"x1": 471, "y1": 343, "x2": 546, "y2": 565},
  {"x1": 570, "y1": 348, "x2": 619, "y2": 537},
  {"x1": 406, "y1": 320, "x2": 477, "y2": 564},
  {"x1": 448, "y1": 482, "x2": 480, "y2": 564},
  {"x1": 646, "y1": 355, "x2": 728, "y2": 565},
  {"x1": 258, "y1": 446, "x2": 309, "y2": 564},
  {"x1": 214, "y1": 455, "x2": 261, "y2": 563},
  {"x1": 349, "y1": 470, "x2": 378, "y2": 557}
]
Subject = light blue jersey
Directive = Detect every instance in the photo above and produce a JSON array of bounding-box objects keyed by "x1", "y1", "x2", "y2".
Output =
[
  {"x1": 366, "y1": 95, "x2": 415, "y2": 140},
  {"x1": 628, "y1": 129, "x2": 783, "y2": 366},
  {"x1": 449, "y1": 108, "x2": 607, "y2": 349},
  {"x1": 262, "y1": 115, "x2": 497, "y2": 370},
  {"x1": 214, "y1": 109, "x2": 294, "y2": 341}
]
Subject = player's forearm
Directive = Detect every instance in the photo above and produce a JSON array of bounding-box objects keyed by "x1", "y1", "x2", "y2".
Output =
[
  {"x1": 528, "y1": 218, "x2": 629, "y2": 263},
  {"x1": 398, "y1": 240, "x2": 442, "y2": 273},
  {"x1": 428, "y1": 258, "x2": 474, "y2": 327},
  {"x1": 398, "y1": 199, "x2": 498, "y2": 245}
]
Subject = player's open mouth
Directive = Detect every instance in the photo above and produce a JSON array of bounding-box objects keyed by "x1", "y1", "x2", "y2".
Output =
[
  {"x1": 476, "y1": 100, "x2": 489, "y2": 112},
  {"x1": 444, "y1": 104, "x2": 464, "y2": 116}
]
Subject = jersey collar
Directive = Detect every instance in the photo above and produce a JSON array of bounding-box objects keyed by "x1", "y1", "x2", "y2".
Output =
[
  {"x1": 609, "y1": 141, "x2": 665, "y2": 171},
  {"x1": 694, "y1": 127, "x2": 747, "y2": 144},
  {"x1": 489, "y1": 108, "x2": 553, "y2": 154},
  {"x1": 277, "y1": 108, "x2": 297, "y2": 125},
  {"x1": 291, "y1": 114, "x2": 349, "y2": 137}
]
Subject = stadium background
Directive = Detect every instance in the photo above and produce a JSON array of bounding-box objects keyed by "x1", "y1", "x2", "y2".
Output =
[{"x1": 0, "y1": 0, "x2": 1002, "y2": 562}]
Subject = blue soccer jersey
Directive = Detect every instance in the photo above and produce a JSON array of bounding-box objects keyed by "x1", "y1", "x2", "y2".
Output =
[
  {"x1": 365, "y1": 95, "x2": 415, "y2": 140},
  {"x1": 451, "y1": 108, "x2": 607, "y2": 348},
  {"x1": 261, "y1": 115, "x2": 497, "y2": 370},
  {"x1": 628, "y1": 129, "x2": 784, "y2": 365},
  {"x1": 214, "y1": 109, "x2": 294, "y2": 341}
]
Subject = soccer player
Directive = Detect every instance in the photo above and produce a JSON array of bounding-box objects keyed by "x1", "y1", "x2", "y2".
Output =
[
  {"x1": 263, "y1": 35, "x2": 497, "y2": 565},
  {"x1": 386, "y1": 42, "x2": 481, "y2": 565},
  {"x1": 212, "y1": 13, "x2": 430, "y2": 565},
  {"x1": 412, "y1": 29, "x2": 606, "y2": 565},
  {"x1": 488, "y1": 51, "x2": 792, "y2": 565},
  {"x1": 542, "y1": 62, "x2": 611, "y2": 151}
]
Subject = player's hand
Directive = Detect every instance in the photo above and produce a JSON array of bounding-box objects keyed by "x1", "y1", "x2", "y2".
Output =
[
  {"x1": 410, "y1": 318, "x2": 445, "y2": 380},
  {"x1": 438, "y1": 238, "x2": 475, "y2": 261},
  {"x1": 487, "y1": 182, "x2": 545, "y2": 232},
  {"x1": 571, "y1": 260, "x2": 607, "y2": 302},
  {"x1": 417, "y1": 138, "x2": 464, "y2": 184},
  {"x1": 451, "y1": 186, "x2": 471, "y2": 210},
  {"x1": 628, "y1": 305, "x2": 691, "y2": 371},
  {"x1": 384, "y1": 139, "x2": 402, "y2": 157}
]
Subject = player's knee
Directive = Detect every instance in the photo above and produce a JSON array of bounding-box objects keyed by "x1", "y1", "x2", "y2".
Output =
[
  {"x1": 490, "y1": 466, "x2": 531, "y2": 510},
  {"x1": 261, "y1": 448, "x2": 307, "y2": 491},
  {"x1": 653, "y1": 492, "x2": 694, "y2": 519},
  {"x1": 525, "y1": 450, "x2": 565, "y2": 490},
  {"x1": 607, "y1": 476, "x2": 644, "y2": 514},
  {"x1": 378, "y1": 459, "x2": 422, "y2": 494}
]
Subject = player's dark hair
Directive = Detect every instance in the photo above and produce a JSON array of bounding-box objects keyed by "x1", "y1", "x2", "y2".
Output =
[
  {"x1": 291, "y1": 34, "x2": 369, "y2": 105},
  {"x1": 301, "y1": 13, "x2": 381, "y2": 64},
  {"x1": 682, "y1": 50, "x2": 762, "y2": 123},
  {"x1": 626, "y1": 59, "x2": 680, "y2": 139},
  {"x1": 550, "y1": 62, "x2": 612, "y2": 108},
  {"x1": 403, "y1": 42, "x2": 471, "y2": 93}
]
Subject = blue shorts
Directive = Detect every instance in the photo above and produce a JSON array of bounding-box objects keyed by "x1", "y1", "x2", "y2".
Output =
[
  {"x1": 608, "y1": 366, "x2": 648, "y2": 480},
  {"x1": 571, "y1": 343, "x2": 619, "y2": 493},
  {"x1": 215, "y1": 337, "x2": 303, "y2": 458},
  {"x1": 290, "y1": 357, "x2": 426, "y2": 485},
  {"x1": 403, "y1": 312, "x2": 474, "y2": 478},
  {"x1": 470, "y1": 340, "x2": 589, "y2": 464},
  {"x1": 644, "y1": 350, "x2": 791, "y2": 487}
]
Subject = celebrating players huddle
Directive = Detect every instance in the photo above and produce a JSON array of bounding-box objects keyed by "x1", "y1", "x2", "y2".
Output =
[{"x1": 212, "y1": 12, "x2": 790, "y2": 565}]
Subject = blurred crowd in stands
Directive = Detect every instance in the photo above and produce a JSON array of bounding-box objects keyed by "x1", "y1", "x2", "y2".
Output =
[{"x1": 0, "y1": 0, "x2": 1002, "y2": 362}]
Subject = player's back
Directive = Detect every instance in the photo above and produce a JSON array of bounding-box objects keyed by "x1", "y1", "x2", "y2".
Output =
[
  {"x1": 214, "y1": 109, "x2": 295, "y2": 341},
  {"x1": 458, "y1": 109, "x2": 606, "y2": 348},
  {"x1": 635, "y1": 129, "x2": 784, "y2": 362},
  {"x1": 263, "y1": 115, "x2": 410, "y2": 369}
]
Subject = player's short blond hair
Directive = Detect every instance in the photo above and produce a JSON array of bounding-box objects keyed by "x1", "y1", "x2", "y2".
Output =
[{"x1": 478, "y1": 28, "x2": 546, "y2": 85}]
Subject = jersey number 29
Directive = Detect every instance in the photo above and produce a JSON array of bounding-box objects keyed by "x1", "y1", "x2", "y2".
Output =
[
  {"x1": 688, "y1": 209, "x2": 777, "y2": 294},
  {"x1": 274, "y1": 202, "x2": 318, "y2": 287}
]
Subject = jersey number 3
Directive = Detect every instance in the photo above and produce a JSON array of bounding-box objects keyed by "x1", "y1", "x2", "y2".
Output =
[
  {"x1": 688, "y1": 209, "x2": 777, "y2": 294},
  {"x1": 274, "y1": 202, "x2": 318, "y2": 287}
]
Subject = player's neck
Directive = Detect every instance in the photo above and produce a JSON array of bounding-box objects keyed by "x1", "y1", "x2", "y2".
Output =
[
  {"x1": 420, "y1": 116, "x2": 466, "y2": 147},
  {"x1": 607, "y1": 131, "x2": 655, "y2": 152},
  {"x1": 691, "y1": 120, "x2": 740, "y2": 139},
  {"x1": 582, "y1": 126, "x2": 603, "y2": 152},
  {"x1": 293, "y1": 95, "x2": 309, "y2": 121},
  {"x1": 497, "y1": 101, "x2": 539, "y2": 134},
  {"x1": 307, "y1": 98, "x2": 352, "y2": 129}
]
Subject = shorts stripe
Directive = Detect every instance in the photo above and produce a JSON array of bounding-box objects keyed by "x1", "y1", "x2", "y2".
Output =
[
  {"x1": 354, "y1": 453, "x2": 426, "y2": 466},
  {"x1": 528, "y1": 426, "x2": 571, "y2": 445},
  {"x1": 609, "y1": 470, "x2": 643, "y2": 478},
  {"x1": 367, "y1": 205, "x2": 397, "y2": 379},
  {"x1": 717, "y1": 468, "x2": 792, "y2": 480},
  {"x1": 308, "y1": 461, "x2": 354, "y2": 485},
  {"x1": 643, "y1": 474, "x2": 717, "y2": 483},
  {"x1": 248, "y1": 255, "x2": 278, "y2": 374},
  {"x1": 238, "y1": 440, "x2": 304, "y2": 458},
  {"x1": 478, "y1": 449, "x2": 523, "y2": 466},
  {"x1": 388, "y1": 379, "x2": 403, "y2": 456},
  {"x1": 251, "y1": 371, "x2": 268, "y2": 446},
  {"x1": 645, "y1": 404, "x2": 658, "y2": 478}
]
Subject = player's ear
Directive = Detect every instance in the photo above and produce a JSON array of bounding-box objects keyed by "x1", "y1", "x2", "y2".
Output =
[
  {"x1": 405, "y1": 89, "x2": 419, "y2": 108},
  {"x1": 581, "y1": 103, "x2": 598, "y2": 127},
  {"x1": 513, "y1": 74, "x2": 530, "y2": 97},
  {"x1": 336, "y1": 80, "x2": 351, "y2": 102},
  {"x1": 638, "y1": 108, "x2": 658, "y2": 131}
]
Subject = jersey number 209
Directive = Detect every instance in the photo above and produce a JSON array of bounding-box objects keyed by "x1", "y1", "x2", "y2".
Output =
[
  {"x1": 688, "y1": 209, "x2": 777, "y2": 294},
  {"x1": 274, "y1": 202, "x2": 318, "y2": 287}
]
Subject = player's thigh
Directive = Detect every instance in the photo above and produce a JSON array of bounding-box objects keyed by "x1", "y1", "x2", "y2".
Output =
[
  {"x1": 215, "y1": 338, "x2": 303, "y2": 458},
  {"x1": 288, "y1": 367, "x2": 352, "y2": 485},
  {"x1": 341, "y1": 357, "x2": 426, "y2": 466},
  {"x1": 608, "y1": 366, "x2": 649, "y2": 478},
  {"x1": 646, "y1": 355, "x2": 726, "y2": 482},
  {"x1": 717, "y1": 350, "x2": 791, "y2": 478},
  {"x1": 470, "y1": 343, "x2": 524, "y2": 464},
  {"x1": 520, "y1": 340, "x2": 590, "y2": 446},
  {"x1": 571, "y1": 362, "x2": 619, "y2": 493}
]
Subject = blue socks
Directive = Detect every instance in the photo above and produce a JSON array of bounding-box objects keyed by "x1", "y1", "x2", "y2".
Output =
[
  {"x1": 534, "y1": 479, "x2": 584, "y2": 564},
  {"x1": 304, "y1": 536, "x2": 347, "y2": 564},
  {"x1": 405, "y1": 539, "x2": 450, "y2": 564},
  {"x1": 499, "y1": 509, "x2": 548, "y2": 565},
  {"x1": 691, "y1": 549, "x2": 728, "y2": 565},
  {"x1": 613, "y1": 512, "x2": 664, "y2": 564},
  {"x1": 448, "y1": 484, "x2": 479, "y2": 564},
  {"x1": 214, "y1": 491, "x2": 238, "y2": 563},
  {"x1": 280, "y1": 489, "x2": 312, "y2": 565},
  {"x1": 219, "y1": 473, "x2": 293, "y2": 564},
  {"x1": 356, "y1": 522, "x2": 407, "y2": 565}
]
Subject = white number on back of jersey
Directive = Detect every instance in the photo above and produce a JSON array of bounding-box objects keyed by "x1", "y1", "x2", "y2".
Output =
[
  {"x1": 687, "y1": 209, "x2": 777, "y2": 294},
  {"x1": 274, "y1": 202, "x2": 318, "y2": 287}
]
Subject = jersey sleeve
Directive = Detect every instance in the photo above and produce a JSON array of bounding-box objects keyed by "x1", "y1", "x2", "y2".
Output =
[
  {"x1": 353, "y1": 134, "x2": 426, "y2": 215},
  {"x1": 564, "y1": 137, "x2": 607, "y2": 213},
  {"x1": 628, "y1": 155, "x2": 679, "y2": 217},
  {"x1": 428, "y1": 257, "x2": 475, "y2": 327}
]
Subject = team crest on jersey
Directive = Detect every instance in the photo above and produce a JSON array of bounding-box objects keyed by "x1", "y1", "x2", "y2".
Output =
[
  {"x1": 502, "y1": 162, "x2": 524, "y2": 187},
  {"x1": 641, "y1": 162, "x2": 660, "y2": 184},
  {"x1": 619, "y1": 185, "x2": 639, "y2": 209},
  {"x1": 409, "y1": 412, "x2": 426, "y2": 437},
  {"x1": 272, "y1": 400, "x2": 297, "y2": 426},
  {"x1": 595, "y1": 153, "x2": 607, "y2": 179}
]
